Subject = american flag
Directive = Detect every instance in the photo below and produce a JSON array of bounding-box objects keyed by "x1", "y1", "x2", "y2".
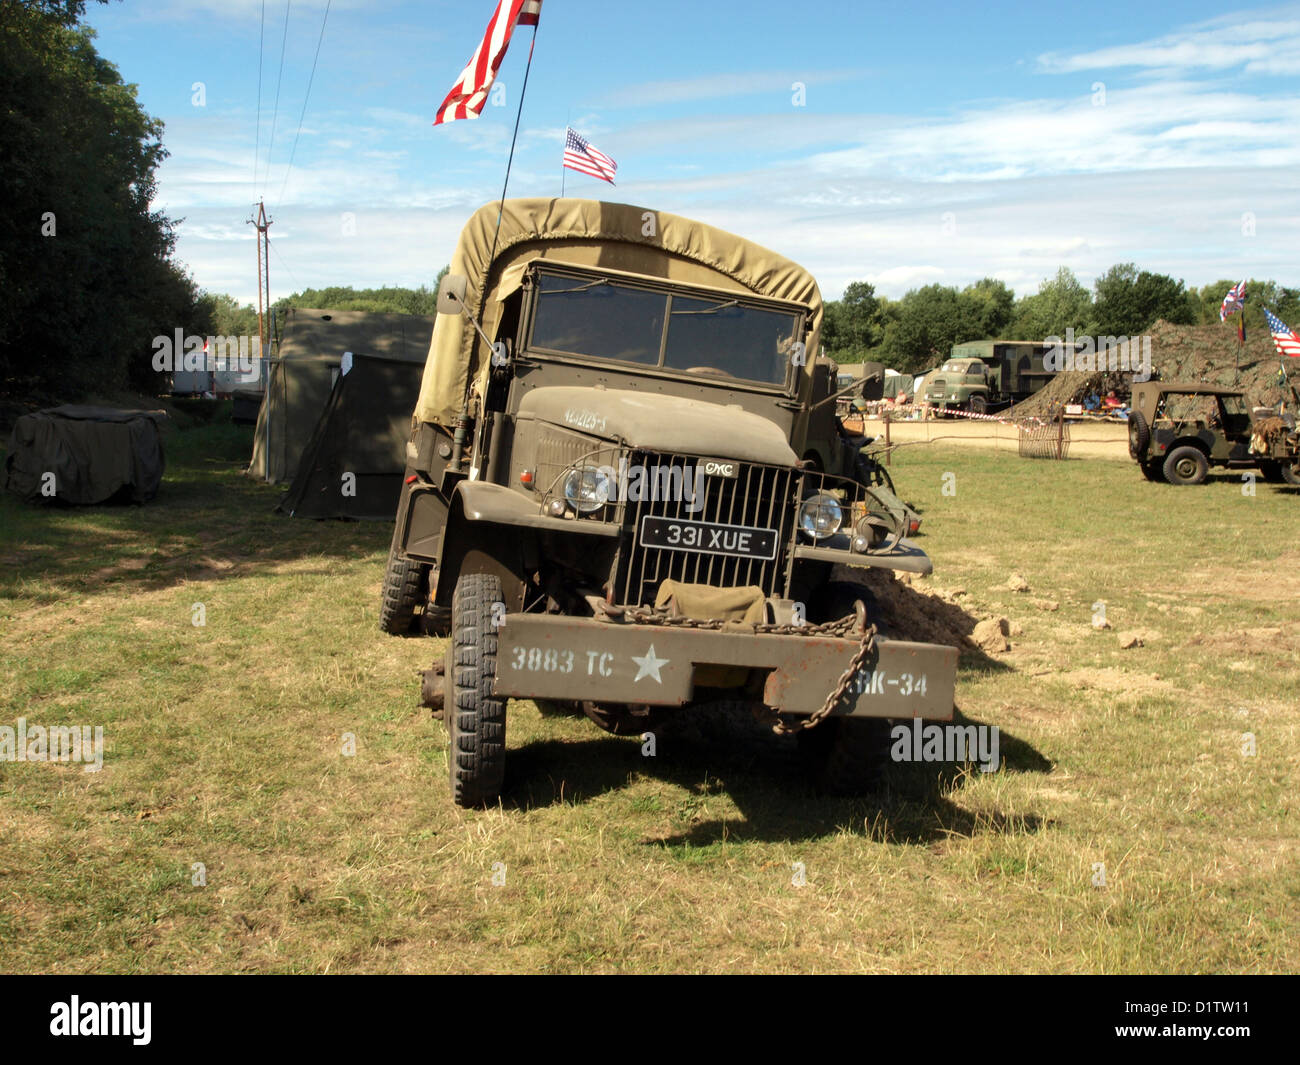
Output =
[
  {"x1": 1263, "y1": 308, "x2": 1300, "y2": 358},
  {"x1": 563, "y1": 127, "x2": 617, "y2": 184},
  {"x1": 433, "y1": 0, "x2": 542, "y2": 125},
  {"x1": 1220, "y1": 280, "x2": 1245, "y2": 321}
]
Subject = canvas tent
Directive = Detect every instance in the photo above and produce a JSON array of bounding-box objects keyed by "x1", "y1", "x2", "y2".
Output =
[
  {"x1": 279, "y1": 353, "x2": 425, "y2": 519},
  {"x1": 416, "y1": 198, "x2": 824, "y2": 430},
  {"x1": 4, "y1": 406, "x2": 166, "y2": 504},
  {"x1": 248, "y1": 308, "x2": 434, "y2": 484}
]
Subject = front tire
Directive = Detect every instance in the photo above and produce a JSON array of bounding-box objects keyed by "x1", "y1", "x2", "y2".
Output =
[
  {"x1": 968, "y1": 393, "x2": 987, "y2": 416},
  {"x1": 447, "y1": 573, "x2": 507, "y2": 807},
  {"x1": 798, "y1": 576, "x2": 894, "y2": 794},
  {"x1": 798, "y1": 716, "x2": 894, "y2": 795},
  {"x1": 378, "y1": 530, "x2": 428, "y2": 634},
  {"x1": 1163, "y1": 445, "x2": 1208, "y2": 486}
]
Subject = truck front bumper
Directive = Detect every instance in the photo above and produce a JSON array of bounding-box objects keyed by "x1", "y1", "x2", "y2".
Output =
[{"x1": 493, "y1": 615, "x2": 957, "y2": 721}]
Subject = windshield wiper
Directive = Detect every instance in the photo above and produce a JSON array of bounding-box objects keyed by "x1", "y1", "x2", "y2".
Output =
[
  {"x1": 540, "y1": 278, "x2": 610, "y2": 295},
  {"x1": 671, "y1": 299, "x2": 739, "y2": 316}
]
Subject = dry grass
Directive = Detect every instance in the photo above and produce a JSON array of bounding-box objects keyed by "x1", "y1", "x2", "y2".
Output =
[{"x1": 0, "y1": 422, "x2": 1296, "y2": 973}]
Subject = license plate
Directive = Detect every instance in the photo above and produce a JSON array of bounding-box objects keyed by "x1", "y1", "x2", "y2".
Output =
[{"x1": 639, "y1": 516, "x2": 778, "y2": 560}]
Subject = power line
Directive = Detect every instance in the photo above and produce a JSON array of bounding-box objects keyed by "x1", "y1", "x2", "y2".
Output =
[
  {"x1": 262, "y1": 0, "x2": 292, "y2": 193},
  {"x1": 274, "y1": 0, "x2": 331, "y2": 211},
  {"x1": 254, "y1": 0, "x2": 265, "y2": 190},
  {"x1": 268, "y1": 238, "x2": 301, "y2": 296}
]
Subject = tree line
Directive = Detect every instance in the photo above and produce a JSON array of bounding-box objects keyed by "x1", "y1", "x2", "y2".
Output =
[
  {"x1": 0, "y1": 0, "x2": 206, "y2": 400},
  {"x1": 824, "y1": 267, "x2": 1300, "y2": 374}
]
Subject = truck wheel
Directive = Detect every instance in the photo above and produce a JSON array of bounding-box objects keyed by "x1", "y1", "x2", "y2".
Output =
[
  {"x1": 798, "y1": 716, "x2": 893, "y2": 795},
  {"x1": 968, "y1": 394, "x2": 987, "y2": 415},
  {"x1": 798, "y1": 575, "x2": 894, "y2": 794},
  {"x1": 1127, "y1": 411, "x2": 1150, "y2": 459},
  {"x1": 378, "y1": 533, "x2": 428, "y2": 634},
  {"x1": 447, "y1": 573, "x2": 507, "y2": 807},
  {"x1": 1162, "y1": 446, "x2": 1208, "y2": 486}
]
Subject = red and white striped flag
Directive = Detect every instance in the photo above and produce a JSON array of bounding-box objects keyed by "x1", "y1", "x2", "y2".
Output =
[
  {"x1": 563, "y1": 127, "x2": 617, "y2": 184},
  {"x1": 433, "y1": 0, "x2": 542, "y2": 125},
  {"x1": 1263, "y1": 309, "x2": 1300, "y2": 358}
]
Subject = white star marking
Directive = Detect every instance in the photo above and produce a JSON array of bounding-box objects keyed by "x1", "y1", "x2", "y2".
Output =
[{"x1": 631, "y1": 644, "x2": 669, "y2": 684}]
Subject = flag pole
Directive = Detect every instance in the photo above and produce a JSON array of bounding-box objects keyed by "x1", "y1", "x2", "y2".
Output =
[{"x1": 487, "y1": 19, "x2": 539, "y2": 271}]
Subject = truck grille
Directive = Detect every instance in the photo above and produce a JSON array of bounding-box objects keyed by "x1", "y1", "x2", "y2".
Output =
[{"x1": 615, "y1": 452, "x2": 797, "y2": 607}]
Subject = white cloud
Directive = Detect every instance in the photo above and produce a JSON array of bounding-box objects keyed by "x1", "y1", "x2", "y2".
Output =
[{"x1": 1037, "y1": 11, "x2": 1300, "y2": 75}]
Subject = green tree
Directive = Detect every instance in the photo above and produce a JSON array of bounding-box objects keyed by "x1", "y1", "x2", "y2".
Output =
[
  {"x1": 958, "y1": 277, "x2": 1014, "y2": 339},
  {"x1": 1011, "y1": 267, "x2": 1093, "y2": 340},
  {"x1": 0, "y1": 0, "x2": 204, "y2": 398},
  {"x1": 880, "y1": 284, "x2": 964, "y2": 372},
  {"x1": 1091, "y1": 263, "x2": 1196, "y2": 336}
]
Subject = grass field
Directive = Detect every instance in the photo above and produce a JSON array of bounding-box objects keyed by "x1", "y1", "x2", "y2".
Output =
[{"x1": 1, "y1": 420, "x2": 1296, "y2": 973}]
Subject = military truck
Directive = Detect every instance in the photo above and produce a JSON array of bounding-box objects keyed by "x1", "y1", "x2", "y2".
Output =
[
  {"x1": 379, "y1": 198, "x2": 959, "y2": 806},
  {"x1": 923, "y1": 340, "x2": 1058, "y2": 416},
  {"x1": 1127, "y1": 381, "x2": 1299, "y2": 485}
]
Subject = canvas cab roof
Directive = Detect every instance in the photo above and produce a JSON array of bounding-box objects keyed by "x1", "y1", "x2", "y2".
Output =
[{"x1": 415, "y1": 197, "x2": 823, "y2": 428}]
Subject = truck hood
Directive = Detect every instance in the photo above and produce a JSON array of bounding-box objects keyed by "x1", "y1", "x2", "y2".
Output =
[{"x1": 518, "y1": 387, "x2": 797, "y2": 466}]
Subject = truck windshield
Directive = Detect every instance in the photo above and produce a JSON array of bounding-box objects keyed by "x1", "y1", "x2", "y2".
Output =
[{"x1": 530, "y1": 271, "x2": 799, "y2": 387}]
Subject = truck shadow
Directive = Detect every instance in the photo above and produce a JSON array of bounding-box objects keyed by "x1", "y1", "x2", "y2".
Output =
[{"x1": 504, "y1": 704, "x2": 1052, "y2": 845}]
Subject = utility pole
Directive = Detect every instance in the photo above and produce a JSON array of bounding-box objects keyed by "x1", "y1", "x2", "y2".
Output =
[
  {"x1": 247, "y1": 199, "x2": 274, "y2": 481},
  {"x1": 247, "y1": 200, "x2": 273, "y2": 355}
]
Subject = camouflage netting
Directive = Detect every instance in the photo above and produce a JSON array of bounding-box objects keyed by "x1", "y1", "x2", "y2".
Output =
[{"x1": 1007, "y1": 319, "x2": 1296, "y2": 419}]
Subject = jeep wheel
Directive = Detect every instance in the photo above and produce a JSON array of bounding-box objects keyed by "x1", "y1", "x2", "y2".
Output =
[
  {"x1": 1258, "y1": 460, "x2": 1284, "y2": 483},
  {"x1": 1127, "y1": 411, "x2": 1150, "y2": 459},
  {"x1": 447, "y1": 573, "x2": 507, "y2": 807},
  {"x1": 1163, "y1": 445, "x2": 1209, "y2": 486},
  {"x1": 378, "y1": 533, "x2": 428, "y2": 634}
]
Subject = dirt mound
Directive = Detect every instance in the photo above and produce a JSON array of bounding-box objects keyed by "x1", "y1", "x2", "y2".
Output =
[
  {"x1": 851, "y1": 567, "x2": 983, "y2": 652},
  {"x1": 1006, "y1": 320, "x2": 1295, "y2": 420}
]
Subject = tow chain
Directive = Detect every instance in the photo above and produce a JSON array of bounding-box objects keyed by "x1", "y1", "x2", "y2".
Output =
[{"x1": 595, "y1": 603, "x2": 877, "y2": 734}]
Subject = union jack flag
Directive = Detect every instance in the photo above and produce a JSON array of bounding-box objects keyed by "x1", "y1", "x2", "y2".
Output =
[
  {"x1": 1263, "y1": 308, "x2": 1300, "y2": 358},
  {"x1": 433, "y1": 0, "x2": 542, "y2": 125},
  {"x1": 1220, "y1": 280, "x2": 1245, "y2": 321}
]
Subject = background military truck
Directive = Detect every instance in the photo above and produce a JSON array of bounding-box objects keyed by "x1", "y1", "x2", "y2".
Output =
[
  {"x1": 923, "y1": 340, "x2": 1059, "y2": 416},
  {"x1": 1127, "y1": 381, "x2": 1299, "y2": 485},
  {"x1": 379, "y1": 198, "x2": 959, "y2": 807}
]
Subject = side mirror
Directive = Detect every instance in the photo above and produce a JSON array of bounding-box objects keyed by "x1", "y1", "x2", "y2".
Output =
[{"x1": 437, "y1": 273, "x2": 470, "y2": 316}]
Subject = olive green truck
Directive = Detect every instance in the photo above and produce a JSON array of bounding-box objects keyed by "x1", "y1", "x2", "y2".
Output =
[
  {"x1": 380, "y1": 198, "x2": 960, "y2": 806},
  {"x1": 923, "y1": 340, "x2": 1058, "y2": 416}
]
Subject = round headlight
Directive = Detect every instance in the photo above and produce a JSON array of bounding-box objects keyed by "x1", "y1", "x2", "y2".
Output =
[
  {"x1": 798, "y1": 492, "x2": 843, "y2": 540},
  {"x1": 562, "y1": 465, "x2": 612, "y2": 513}
]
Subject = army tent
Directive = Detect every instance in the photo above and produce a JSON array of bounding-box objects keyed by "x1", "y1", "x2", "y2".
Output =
[
  {"x1": 278, "y1": 353, "x2": 425, "y2": 519},
  {"x1": 4, "y1": 406, "x2": 166, "y2": 504},
  {"x1": 249, "y1": 307, "x2": 434, "y2": 483}
]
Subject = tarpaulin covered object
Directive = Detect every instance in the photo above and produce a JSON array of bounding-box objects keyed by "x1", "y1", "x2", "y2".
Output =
[
  {"x1": 3, "y1": 406, "x2": 166, "y2": 504},
  {"x1": 416, "y1": 198, "x2": 824, "y2": 428}
]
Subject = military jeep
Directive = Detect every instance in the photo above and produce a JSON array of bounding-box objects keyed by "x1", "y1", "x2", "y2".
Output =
[
  {"x1": 380, "y1": 198, "x2": 959, "y2": 806},
  {"x1": 1128, "y1": 381, "x2": 1298, "y2": 485}
]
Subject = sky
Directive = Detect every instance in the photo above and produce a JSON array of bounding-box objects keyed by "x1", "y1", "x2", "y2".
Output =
[{"x1": 85, "y1": 0, "x2": 1300, "y2": 307}]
